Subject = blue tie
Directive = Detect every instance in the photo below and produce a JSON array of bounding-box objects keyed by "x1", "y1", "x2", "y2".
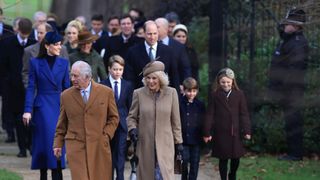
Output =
[
  {"x1": 114, "y1": 81, "x2": 119, "y2": 100},
  {"x1": 148, "y1": 47, "x2": 154, "y2": 60}
]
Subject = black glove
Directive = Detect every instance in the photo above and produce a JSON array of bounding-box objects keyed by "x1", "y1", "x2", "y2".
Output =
[
  {"x1": 129, "y1": 128, "x2": 138, "y2": 143},
  {"x1": 175, "y1": 143, "x2": 184, "y2": 155}
]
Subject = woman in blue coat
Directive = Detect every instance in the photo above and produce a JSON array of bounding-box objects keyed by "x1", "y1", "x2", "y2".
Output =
[{"x1": 22, "y1": 31, "x2": 70, "y2": 180}]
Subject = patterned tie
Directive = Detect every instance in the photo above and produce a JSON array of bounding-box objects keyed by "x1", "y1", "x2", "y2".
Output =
[
  {"x1": 21, "y1": 40, "x2": 26, "y2": 47},
  {"x1": 82, "y1": 90, "x2": 88, "y2": 103},
  {"x1": 148, "y1": 47, "x2": 154, "y2": 60},
  {"x1": 114, "y1": 81, "x2": 119, "y2": 100}
]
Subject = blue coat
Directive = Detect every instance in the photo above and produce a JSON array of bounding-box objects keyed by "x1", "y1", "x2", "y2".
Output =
[{"x1": 24, "y1": 57, "x2": 70, "y2": 169}]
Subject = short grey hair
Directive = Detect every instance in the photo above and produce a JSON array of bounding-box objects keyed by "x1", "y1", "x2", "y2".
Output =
[
  {"x1": 72, "y1": 61, "x2": 92, "y2": 79},
  {"x1": 155, "y1": 17, "x2": 169, "y2": 30},
  {"x1": 142, "y1": 71, "x2": 169, "y2": 88},
  {"x1": 36, "y1": 23, "x2": 52, "y2": 32},
  {"x1": 33, "y1": 11, "x2": 47, "y2": 21}
]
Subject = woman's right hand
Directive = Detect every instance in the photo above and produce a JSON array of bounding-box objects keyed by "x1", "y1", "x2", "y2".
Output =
[
  {"x1": 203, "y1": 136, "x2": 212, "y2": 143},
  {"x1": 22, "y1": 112, "x2": 32, "y2": 126}
]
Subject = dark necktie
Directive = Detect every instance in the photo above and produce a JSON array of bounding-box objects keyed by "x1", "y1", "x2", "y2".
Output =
[
  {"x1": 21, "y1": 41, "x2": 26, "y2": 47},
  {"x1": 114, "y1": 81, "x2": 119, "y2": 100},
  {"x1": 148, "y1": 47, "x2": 154, "y2": 60}
]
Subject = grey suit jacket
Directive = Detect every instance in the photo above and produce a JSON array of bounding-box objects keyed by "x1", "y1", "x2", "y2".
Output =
[{"x1": 22, "y1": 43, "x2": 69, "y2": 88}]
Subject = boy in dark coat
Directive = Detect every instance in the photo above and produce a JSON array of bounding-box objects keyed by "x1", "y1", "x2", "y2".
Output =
[
  {"x1": 101, "y1": 55, "x2": 133, "y2": 180},
  {"x1": 180, "y1": 77, "x2": 205, "y2": 180}
]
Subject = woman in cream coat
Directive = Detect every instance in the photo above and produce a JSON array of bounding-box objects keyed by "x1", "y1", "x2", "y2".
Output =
[{"x1": 127, "y1": 61, "x2": 183, "y2": 180}]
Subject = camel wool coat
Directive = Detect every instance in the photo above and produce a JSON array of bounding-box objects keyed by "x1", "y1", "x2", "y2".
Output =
[
  {"x1": 53, "y1": 81, "x2": 119, "y2": 180},
  {"x1": 127, "y1": 86, "x2": 183, "y2": 180}
]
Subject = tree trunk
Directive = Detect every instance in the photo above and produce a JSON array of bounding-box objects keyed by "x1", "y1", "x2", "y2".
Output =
[{"x1": 208, "y1": 0, "x2": 225, "y2": 87}]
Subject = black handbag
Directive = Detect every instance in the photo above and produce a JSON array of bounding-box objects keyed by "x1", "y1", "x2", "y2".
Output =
[{"x1": 174, "y1": 153, "x2": 183, "y2": 174}]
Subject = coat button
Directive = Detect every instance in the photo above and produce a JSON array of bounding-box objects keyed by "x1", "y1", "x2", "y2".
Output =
[{"x1": 187, "y1": 113, "x2": 189, "y2": 116}]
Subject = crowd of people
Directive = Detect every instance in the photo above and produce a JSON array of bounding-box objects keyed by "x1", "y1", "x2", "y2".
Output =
[{"x1": 0, "y1": 5, "x2": 308, "y2": 180}]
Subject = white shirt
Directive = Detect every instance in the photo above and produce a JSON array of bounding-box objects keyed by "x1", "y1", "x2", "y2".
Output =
[
  {"x1": 91, "y1": 29, "x2": 103, "y2": 37},
  {"x1": 144, "y1": 41, "x2": 158, "y2": 60},
  {"x1": 17, "y1": 34, "x2": 27, "y2": 45},
  {"x1": 160, "y1": 36, "x2": 169, "y2": 46},
  {"x1": 109, "y1": 75, "x2": 121, "y2": 97}
]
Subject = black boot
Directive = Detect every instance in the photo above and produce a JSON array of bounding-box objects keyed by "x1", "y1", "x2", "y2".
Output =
[{"x1": 228, "y1": 173, "x2": 236, "y2": 180}]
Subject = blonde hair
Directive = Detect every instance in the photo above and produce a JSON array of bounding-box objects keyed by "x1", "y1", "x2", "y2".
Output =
[
  {"x1": 142, "y1": 71, "x2": 169, "y2": 88},
  {"x1": 64, "y1": 20, "x2": 84, "y2": 43},
  {"x1": 108, "y1": 55, "x2": 125, "y2": 67}
]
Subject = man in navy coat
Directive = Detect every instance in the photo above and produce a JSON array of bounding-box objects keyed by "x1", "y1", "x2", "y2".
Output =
[
  {"x1": 101, "y1": 55, "x2": 133, "y2": 180},
  {"x1": 102, "y1": 14, "x2": 143, "y2": 70},
  {"x1": 124, "y1": 20, "x2": 179, "y2": 91},
  {"x1": 0, "y1": 17, "x2": 36, "y2": 156},
  {"x1": 155, "y1": 17, "x2": 191, "y2": 86}
]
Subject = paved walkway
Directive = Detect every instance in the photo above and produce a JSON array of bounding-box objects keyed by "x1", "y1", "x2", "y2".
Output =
[{"x1": 0, "y1": 131, "x2": 219, "y2": 179}]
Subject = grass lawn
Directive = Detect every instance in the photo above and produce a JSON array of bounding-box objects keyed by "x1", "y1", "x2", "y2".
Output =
[
  {"x1": 0, "y1": 169, "x2": 22, "y2": 180},
  {"x1": 1, "y1": 0, "x2": 51, "y2": 24},
  {"x1": 236, "y1": 154, "x2": 320, "y2": 180}
]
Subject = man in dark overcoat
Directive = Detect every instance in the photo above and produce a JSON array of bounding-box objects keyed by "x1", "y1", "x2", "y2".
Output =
[
  {"x1": 124, "y1": 20, "x2": 179, "y2": 91},
  {"x1": 268, "y1": 8, "x2": 309, "y2": 161},
  {"x1": 0, "y1": 17, "x2": 36, "y2": 156}
]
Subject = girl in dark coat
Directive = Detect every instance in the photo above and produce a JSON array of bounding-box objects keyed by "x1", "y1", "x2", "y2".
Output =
[{"x1": 203, "y1": 68, "x2": 251, "y2": 180}]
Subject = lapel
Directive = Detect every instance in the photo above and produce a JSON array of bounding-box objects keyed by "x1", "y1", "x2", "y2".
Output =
[
  {"x1": 85, "y1": 81, "x2": 101, "y2": 110},
  {"x1": 51, "y1": 58, "x2": 64, "y2": 79},
  {"x1": 216, "y1": 90, "x2": 232, "y2": 114},
  {"x1": 141, "y1": 43, "x2": 150, "y2": 63},
  {"x1": 39, "y1": 58, "x2": 57, "y2": 87},
  {"x1": 70, "y1": 87, "x2": 86, "y2": 108}
]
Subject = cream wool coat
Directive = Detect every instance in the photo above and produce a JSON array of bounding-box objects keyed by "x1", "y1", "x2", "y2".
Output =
[
  {"x1": 53, "y1": 81, "x2": 119, "y2": 180},
  {"x1": 127, "y1": 86, "x2": 183, "y2": 180}
]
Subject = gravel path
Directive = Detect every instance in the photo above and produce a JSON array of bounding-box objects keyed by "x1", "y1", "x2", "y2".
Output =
[{"x1": 0, "y1": 132, "x2": 219, "y2": 179}]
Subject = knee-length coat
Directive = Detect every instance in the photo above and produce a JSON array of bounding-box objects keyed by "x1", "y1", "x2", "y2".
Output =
[
  {"x1": 24, "y1": 57, "x2": 70, "y2": 169},
  {"x1": 54, "y1": 81, "x2": 119, "y2": 180},
  {"x1": 203, "y1": 89, "x2": 251, "y2": 159},
  {"x1": 127, "y1": 86, "x2": 183, "y2": 180}
]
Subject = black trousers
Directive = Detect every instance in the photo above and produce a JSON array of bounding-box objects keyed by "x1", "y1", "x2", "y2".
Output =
[
  {"x1": 282, "y1": 87, "x2": 304, "y2": 157},
  {"x1": 219, "y1": 158, "x2": 240, "y2": 180},
  {"x1": 10, "y1": 112, "x2": 31, "y2": 154}
]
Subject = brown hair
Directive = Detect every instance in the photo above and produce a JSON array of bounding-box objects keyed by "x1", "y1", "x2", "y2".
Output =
[
  {"x1": 183, "y1": 77, "x2": 199, "y2": 90},
  {"x1": 108, "y1": 55, "x2": 125, "y2": 67}
]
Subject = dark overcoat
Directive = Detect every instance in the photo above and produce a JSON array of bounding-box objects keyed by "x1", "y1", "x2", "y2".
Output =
[{"x1": 204, "y1": 89, "x2": 251, "y2": 159}]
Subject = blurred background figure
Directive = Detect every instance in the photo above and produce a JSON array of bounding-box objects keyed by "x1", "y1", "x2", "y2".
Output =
[
  {"x1": 164, "y1": 11, "x2": 180, "y2": 37},
  {"x1": 173, "y1": 24, "x2": 199, "y2": 82},
  {"x1": 29, "y1": 11, "x2": 47, "y2": 41},
  {"x1": 69, "y1": 30, "x2": 107, "y2": 82},
  {"x1": 0, "y1": 7, "x2": 14, "y2": 40},
  {"x1": 63, "y1": 20, "x2": 84, "y2": 54},
  {"x1": 0, "y1": 17, "x2": 37, "y2": 157}
]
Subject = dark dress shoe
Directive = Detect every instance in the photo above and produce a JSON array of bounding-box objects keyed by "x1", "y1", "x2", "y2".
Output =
[
  {"x1": 17, "y1": 152, "x2": 27, "y2": 158},
  {"x1": 278, "y1": 155, "x2": 302, "y2": 161}
]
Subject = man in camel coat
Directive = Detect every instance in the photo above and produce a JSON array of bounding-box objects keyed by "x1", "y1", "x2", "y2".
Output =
[{"x1": 53, "y1": 60, "x2": 119, "y2": 180}]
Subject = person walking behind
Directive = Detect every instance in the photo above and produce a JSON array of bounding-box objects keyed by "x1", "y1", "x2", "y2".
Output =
[
  {"x1": 203, "y1": 68, "x2": 251, "y2": 180},
  {"x1": 69, "y1": 30, "x2": 107, "y2": 82},
  {"x1": 127, "y1": 61, "x2": 183, "y2": 180},
  {"x1": 101, "y1": 55, "x2": 134, "y2": 180},
  {"x1": 179, "y1": 77, "x2": 205, "y2": 180},
  {"x1": 53, "y1": 61, "x2": 119, "y2": 180},
  {"x1": 22, "y1": 31, "x2": 70, "y2": 180},
  {"x1": 268, "y1": 8, "x2": 308, "y2": 161},
  {"x1": 0, "y1": 17, "x2": 36, "y2": 157}
]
